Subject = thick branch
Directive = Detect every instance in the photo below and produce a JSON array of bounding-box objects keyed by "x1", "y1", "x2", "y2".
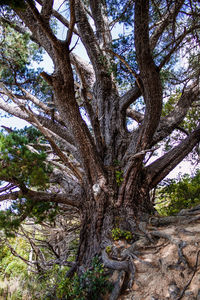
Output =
[
  {"x1": 146, "y1": 123, "x2": 200, "y2": 188},
  {"x1": 66, "y1": 0, "x2": 75, "y2": 46},
  {"x1": 153, "y1": 81, "x2": 200, "y2": 145},
  {"x1": 89, "y1": 0, "x2": 112, "y2": 47},
  {"x1": 0, "y1": 192, "x2": 19, "y2": 202},
  {"x1": 134, "y1": 0, "x2": 163, "y2": 149},
  {"x1": 119, "y1": 84, "x2": 141, "y2": 112},
  {"x1": 126, "y1": 108, "x2": 144, "y2": 123},
  {"x1": 19, "y1": 87, "x2": 63, "y2": 124},
  {"x1": 41, "y1": 0, "x2": 54, "y2": 21},
  {"x1": 0, "y1": 189, "x2": 81, "y2": 208},
  {"x1": 0, "y1": 96, "x2": 30, "y2": 121},
  {"x1": 74, "y1": 0, "x2": 105, "y2": 73},
  {"x1": 70, "y1": 53, "x2": 95, "y2": 89},
  {"x1": 15, "y1": 5, "x2": 56, "y2": 59},
  {"x1": 0, "y1": 83, "x2": 76, "y2": 149},
  {"x1": 26, "y1": 0, "x2": 58, "y2": 46},
  {"x1": 36, "y1": 0, "x2": 80, "y2": 36},
  {"x1": 26, "y1": 189, "x2": 81, "y2": 207}
]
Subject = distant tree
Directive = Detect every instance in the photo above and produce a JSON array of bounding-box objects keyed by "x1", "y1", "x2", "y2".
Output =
[
  {"x1": 0, "y1": 0, "x2": 200, "y2": 288},
  {"x1": 155, "y1": 169, "x2": 200, "y2": 216}
]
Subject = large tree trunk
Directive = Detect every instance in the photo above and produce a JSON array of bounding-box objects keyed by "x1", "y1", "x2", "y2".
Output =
[{"x1": 77, "y1": 177, "x2": 155, "y2": 267}]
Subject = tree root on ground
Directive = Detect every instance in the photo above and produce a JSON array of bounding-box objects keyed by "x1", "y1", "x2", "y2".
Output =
[{"x1": 101, "y1": 205, "x2": 200, "y2": 299}]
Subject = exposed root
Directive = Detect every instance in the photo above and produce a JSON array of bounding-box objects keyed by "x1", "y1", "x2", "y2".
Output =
[
  {"x1": 138, "y1": 221, "x2": 154, "y2": 242},
  {"x1": 150, "y1": 205, "x2": 200, "y2": 227},
  {"x1": 177, "y1": 241, "x2": 191, "y2": 269},
  {"x1": 102, "y1": 250, "x2": 136, "y2": 299},
  {"x1": 109, "y1": 271, "x2": 126, "y2": 300},
  {"x1": 101, "y1": 205, "x2": 200, "y2": 299},
  {"x1": 127, "y1": 252, "x2": 156, "y2": 268},
  {"x1": 102, "y1": 250, "x2": 129, "y2": 272},
  {"x1": 177, "y1": 250, "x2": 200, "y2": 300},
  {"x1": 127, "y1": 257, "x2": 136, "y2": 289}
]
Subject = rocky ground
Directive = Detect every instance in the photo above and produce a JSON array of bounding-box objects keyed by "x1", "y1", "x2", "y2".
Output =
[{"x1": 112, "y1": 206, "x2": 200, "y2": 299}]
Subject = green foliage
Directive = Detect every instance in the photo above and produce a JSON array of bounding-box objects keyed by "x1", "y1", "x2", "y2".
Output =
[
  {"x1": 0, "y1": 18, "x2": 53, "y2": 103},
  {"x1": 0, "y1": 210, "x2": 21, "y2": 237},
  {"x1": 155, "y1": 170, "x2": 200, "y2": 216},
  {"x1": 115, "y1": 170, "x2": 124, "y2": 186},
  {"x1": 111, "y1": 227, "x2": 132, "y2": 241},
  {"x1": 26, "y1": 257, "x2": 112, "y2": 300},
  {"x1": 181, "y1": 106, "x2": 200, "y2": 133},
  {"x1": 65, "y1": 257, "x2": 112, "y2": 300},
  {"x1": 162, "y1": 91, "x2": 182, "y2": 117},
  {"x1": 106, "y1": 245, "x2": 112, "y2": 254},
  {"x1": 0, "y1": 129, "x2": 50, "y2": 188},
  {"x1": 0, "y1": 199, "x2": 59, "y2": 236},
  {"x1": 0, "y1": 238, "x2": 28, "y2": 279},
  {"x1": 0, "y1": 20, "x2": 43, "y2": 86},
  {"x1": 0, "y1": 128, "x2": 59, "y2": 234}
]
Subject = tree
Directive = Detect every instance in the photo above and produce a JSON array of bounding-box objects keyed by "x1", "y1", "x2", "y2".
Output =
[
  {"x1": 155, "y1": 169, "x2": 200, "y2": 216},
  {"x1": 0, "y1": 0, "x2": 200, "y2": 288}
]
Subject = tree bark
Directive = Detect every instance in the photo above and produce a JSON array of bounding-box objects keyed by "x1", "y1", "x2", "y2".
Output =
[{"x1": 77, "y1": 178, "x2": 155, "y2": 267}]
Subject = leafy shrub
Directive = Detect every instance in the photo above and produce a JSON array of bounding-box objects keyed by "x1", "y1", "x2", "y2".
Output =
[
  {"x1": 111, "y1": 227, "x2": 133, "y2": 241},
  {"x1": 55, "y1": 257, "x2": 112, "y2": 300},
  {"x1": 155, "y1": 170, "x2": 200, "y2": 216}
]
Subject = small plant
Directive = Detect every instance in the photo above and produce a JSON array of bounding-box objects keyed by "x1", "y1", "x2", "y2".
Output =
[
  {"x1": 106, "y1": 245, "x2": 112, "y2": 254},
  {"x1": 111, "y1": 227, "x2": 133, "y2": 241},
  {"x1": 55, "y1": 256, "x2": 113, "y2": 299},
  {"x1": 115, "y1": 170, "x2": 124, "y2": 186}
]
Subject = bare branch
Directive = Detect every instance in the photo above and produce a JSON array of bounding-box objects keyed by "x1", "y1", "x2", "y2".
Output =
[
  {"x1": 5, "y1": 241, "x2": 36, "y2": 267},
  {"x1": 0, "y1": 82, "x2": 77, "y2": 147},
  {"x1": 74, "y1": 0, "x2": 105, "y2": 73},
  {"x1": 146, "y1": 123, "x2": 200, "y2": 188},
  {"x1": 26, "y1": 189, "x2": 81, "y2": 207},
  {"x1": 158, "y1": 26, "x2": 200, "y2": 70},
  {"x1": 0, "y1": 192, "x2": 19, "y2": 202},
  {"x1": 126, "y1": 108, "x2": 144, "y2": 123},
  {"x1": 109, "y1": 0, "x2": 133, "y2": 27},
  {"x1": 26, "y1": 0, "x2": 58, "y2": 47},
  {"x1": 0, "y1": 188, "x2": 81, "y2": 208},
  {"x1": 52, "y1": 8, "x2": 79, "y2": 36},
  {"x1": 153, "y1": 81, "x2": 200, "y2": 145},
  {"x1": 89, "y1": 0, "x2": 112, "y2": 47},
  {"x1": 33, "y1": 119, "x2": 83, "y2": 181},
  {"x1": 0, "y1": 96, "x2": 30, "y2": 121},
  {"x1": 105, "y1": 48, "x2": 141, "y2": 89},
  {"x1": 134, "y1": 0, "x2": 162, "y2": 148},
  {"x1": 66, "y1": 0, "x2": 76, "y2": 46},
  {"x1": 119, "y1": 85, "x2": 141, "y2": 112},
  {"x1": 41, "y1": 0, "x2": 54, "y2": 21},
  {"x1": 36, "y1": 0, "x2": 80, "y2": 36},
  {"x1": 19, "y1": 87, "x2": 63, "y2": 124}
]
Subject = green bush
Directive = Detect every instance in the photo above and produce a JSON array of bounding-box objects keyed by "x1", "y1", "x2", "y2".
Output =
[
  {"x1": 155, "y1": 170, "x2": 200, "y2": 216},
  {"x1": 55, "y1": 257, "x2": 112, "y2": 300},
  {"x1": 111, "y1": 227, "x2": 133, "y2": 241}
]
